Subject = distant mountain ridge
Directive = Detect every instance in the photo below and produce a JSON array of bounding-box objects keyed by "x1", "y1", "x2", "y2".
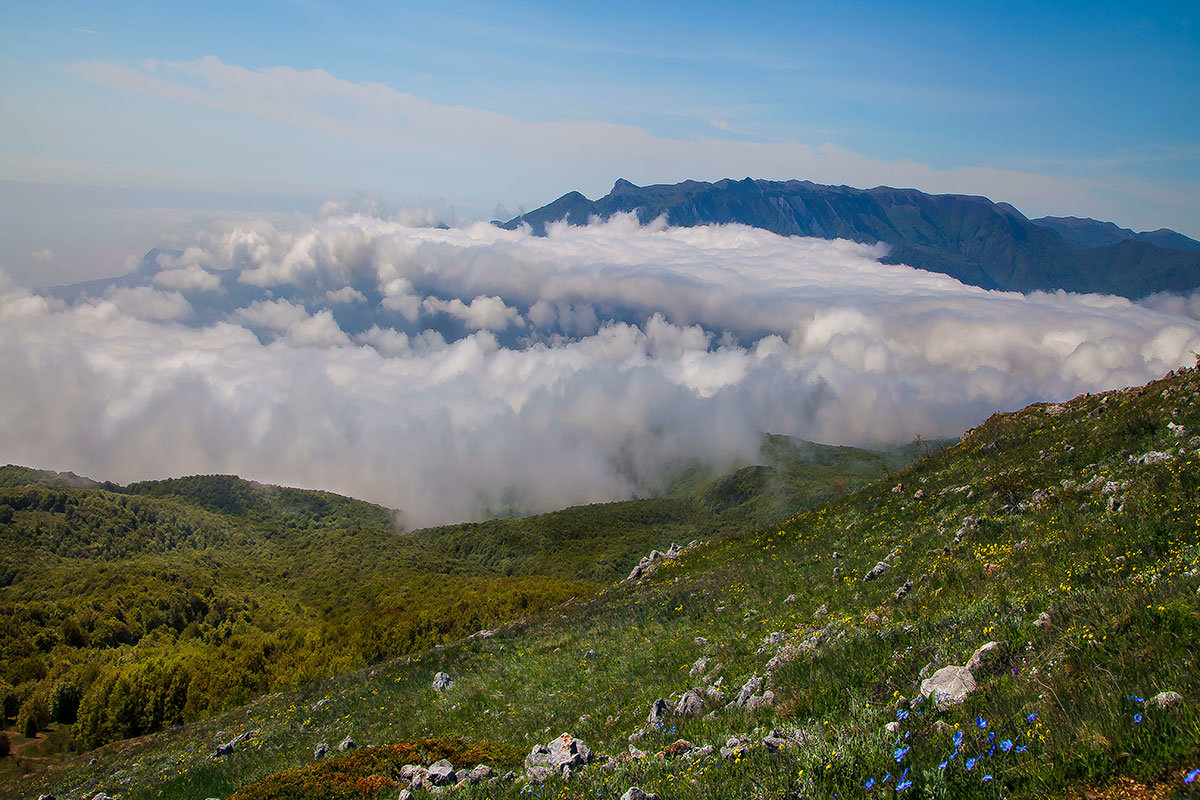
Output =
[
  {"x1": 500, "y1": 178, "x2": 1200, "y2": 299},
  {"x1": 1032, "y1": 215, "x2": 1200, "y2": 251}
]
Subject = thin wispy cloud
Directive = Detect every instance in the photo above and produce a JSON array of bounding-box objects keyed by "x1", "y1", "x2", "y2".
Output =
[{"x1": 67, "y1": 57, "x2": 1103, "y2": 220}]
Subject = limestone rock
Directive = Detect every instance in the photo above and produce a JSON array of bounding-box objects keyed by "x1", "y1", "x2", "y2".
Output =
[
  {"x1": 313, "y1": 742, "x2": 328, "y2": 759},
  {"x1": 920, "y1": 666, "x2": 977, "y2": 711},
  {"x1": 1149, "y1": 691, "x2": 1184, "y2": 710},
  {"x1": 689, "y1": 657, "x2": 710, "y2": 676},
  {"x1": 864, "y1": 561, "x2": 889, "y2": 581},
  {"x1": 548, "y1": 732, "x2": 592, "y2": 770},
  {"x1": 621, "y1": 788, "x2": 659, "y2": 800},
  {"x1": 432, "y1": 672, "x2": 454, "y2": 692},
  {"x1": 674, "y1": 690, "x2": 705, "y2": 717},
  {"x1": 428, "y1": 759, "x2": 456, "y2": 786},
  {"x1": 339, "y1": 735, "x2": 356, "y2": 751},
  {"x1": 966, "y1": 641, "x2": 1005, "y2": 674},
  {"x1": 745, "y1": 691, "x2": 775, "y2": 712},
  {"x1": 647, "y1": 697, "x2": 670, "y2": 724}
]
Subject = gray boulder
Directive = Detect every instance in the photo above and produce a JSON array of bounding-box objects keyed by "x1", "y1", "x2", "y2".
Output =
[
  {"x1": 920, "y1": 665, "x2": 977, "y2": 710},
  {"x1": 313, "y1": 742, "x2": 329, "y2": 759},
  {"x1": 894, "y1": 580, "x2": 912, "y2": 600},
  {"x1": 734, "y1": 675, "x2": 763, "y2": 706},
  {"x1": 647, "y1": 697, "x2": 670, "y2": 724},
  {"x1": 213, "y1": 742, "x2": 234, "y2": 758},
  {"x1": 689, "y1": 656, "x2": 710, "y2": 676},
  {"x1": 744, "y1": 691, "x2": 775, "y2": 712},
  {"x1": 548, "y1": 732, "x2": 592, "y2": 770},
  {"x1": 674, "y1": 690, "x2": 705, "y2": 717},
  {"x1": 432, "y1": 672, "x2": 454, "y2": 691},
  {"x1": 428, "y1": 759, "x2": 457, "y2": 786},
  {"x1": 339, "y1": 735, "x2": 356, "y2": 751}
]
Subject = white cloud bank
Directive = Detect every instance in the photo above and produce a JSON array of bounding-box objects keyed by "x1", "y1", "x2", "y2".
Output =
[{"x1": 2, "y1": 214, "x2": 1198, "y2": 527}]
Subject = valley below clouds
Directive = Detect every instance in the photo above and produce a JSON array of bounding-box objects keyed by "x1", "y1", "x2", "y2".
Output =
[{"x1": 3, "y1": 212, "x2": 1199, "y2": 526}]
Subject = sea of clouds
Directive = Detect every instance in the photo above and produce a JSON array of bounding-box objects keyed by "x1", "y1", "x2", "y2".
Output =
[{"x1": 3, "y1": 210, "x2": 1199, "y2": 526}]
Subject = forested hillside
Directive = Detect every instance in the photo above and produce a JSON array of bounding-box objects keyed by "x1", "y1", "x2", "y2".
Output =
[{"x1": 0, "y1": 437, "x2": 903, "y2": 759}]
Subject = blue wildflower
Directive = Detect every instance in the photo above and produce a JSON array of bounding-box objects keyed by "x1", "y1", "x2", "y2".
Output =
[
  {"x1": 967, "y1": 757, "x2": 977, "y2": 771},
  {"x1": 897, "y1": 779, "x2": 912, "y2": 791},
  {"x1": 953, "y1": 730, "x2": 964, "y2": 746},
  {"x1": 894, "y1": 746, "x2": 910, "y2": 762},
  {"x1": 1129, "y1": 696, "x2": 1145, "y2": 703},
  {"x1": 976, "y1": 716, "x2": 988, "y2": 729},
  {"x1": 1185, "y1": 769, "x2": 1199, "y2": 784},
  {"x1": 897, "y1": 709, "x2": 910, "y2": 721},
  {"x1": 1134, "y1": 713, "x2": 1143, "y2": 723},
  {"x1": 1015, "y1": 745, "x2": 1028, "y2": 754},
  {"x1": 983, "y1": 775, "x2": 993, "y2": 783},
  {"x1": 938, "y1": 760, "x2": 949, "y2": 770},
  {"x1": 883, "y1": 772, "x2": 891, "y2": 784},
  {"x1": 865, "y1": 778, "x2": 875, "y2": 790},
  {"x1": 1026, "y1": 713, "x2": 1038, "y2": 722},
  {"x1": 1000, "y1": 739, "x2": 1013, "y2": 752}
]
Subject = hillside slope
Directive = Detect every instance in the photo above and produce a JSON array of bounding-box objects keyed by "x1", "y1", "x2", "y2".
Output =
[
  {"x1": 10, "y1": 366, "x2": 1199, "y2": 799},
  {"x1": 0, "y1": 437, "x2": 901, "y2": 761},
  {"x1": 500, "y1": 178, "x2": 1200, "y2": 298}
]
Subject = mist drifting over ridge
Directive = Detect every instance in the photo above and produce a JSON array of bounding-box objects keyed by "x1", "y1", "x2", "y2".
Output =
[{"x1": 3, "y1": 210, "x2": 1200, "y2": 527}]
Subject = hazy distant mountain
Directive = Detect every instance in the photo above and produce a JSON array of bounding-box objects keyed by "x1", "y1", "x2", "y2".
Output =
[
  {"x1": 501, "y1": 178, "x2": 1200, "y2": 299},
  {"x1": 1032, "y1": 215, "x2": 1200, "y2": 252}
]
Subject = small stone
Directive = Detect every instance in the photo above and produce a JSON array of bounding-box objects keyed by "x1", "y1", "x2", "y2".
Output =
[
  {"x1": 966, "y1": 641, "x2": 1005, "y2": 674},
  {"x1": 432, "y1": 672, "x2": 454, "y2": 692},
  {"x1": 1149, "y1": 691, "x2": 1184, "y2": 710},
  {"x1": 213, "y1": 743, "x2": 233, "y2": 758},
  {"x1": 313, "y1": 742, "x2": 329, "y2": 759},
  {"x1": 398, "y1": 791, "x2": 413, "y2": 800},
  {"x1": 661, "y1": 739, "x2": 694, "y2": 758},
  {"x1": 1034, "y1": 611, "x2": 1052, "y2": 630},
  {"x1": 885, "y1": 721, "x2": 901, "y2": 733},
  {"x1": 784, "y1": 594, "x2": 796, "y2": 603},
  {"x1": 628, "y1": 744, "x2": 646, "y2": 760},
  {"x1": 894, "y1": 580, "x2": 912, "y2": 600},
  {"x1": 468, "y1": 764, "x2": 495, "y2": 782},
  {"x1": 339, "y1": 735, "x2": 356, "y2": 751},
  {"x1": 428, "y1": 759, "x2": 456, "y2": 786},
  {"x1": 864, "y1": 561, "x2": 889, "y2": 581},
  {"x1": 687, "y1": 744, "x2": 714, "y2": 759},
  {"x1": 689, "y1": 656, "x2": 710, "y2": 676},
  {"x1": 648, "y1": 697, "x2": 670, "y2": 724},
  {"x1": 813, "y1": 604, "x2": 828, "y2": 618},
  {"x1": 620, "y1": 788, "x2": 659, "y2": 800},
  {"x1": 745, "y1": 691, "x2": 775, "y2": 712}
]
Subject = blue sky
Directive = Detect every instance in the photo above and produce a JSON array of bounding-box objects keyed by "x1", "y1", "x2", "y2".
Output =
[{"x1": 1, "y1": 0, "x2": 1198, "y2": 284}]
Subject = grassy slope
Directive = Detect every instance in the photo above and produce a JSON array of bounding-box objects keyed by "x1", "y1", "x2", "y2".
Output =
[
  {"x1": 8, "y1": 368, "x2": 1197, "y2": 799},
  {"x1": 0, "y1": 438, "x2": 900, "y2": 766}
]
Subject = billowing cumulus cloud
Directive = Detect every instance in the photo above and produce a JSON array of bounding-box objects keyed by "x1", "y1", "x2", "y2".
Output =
[{"x1": 2, "y1": 213, "x2": 1199, "y2": 527}]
